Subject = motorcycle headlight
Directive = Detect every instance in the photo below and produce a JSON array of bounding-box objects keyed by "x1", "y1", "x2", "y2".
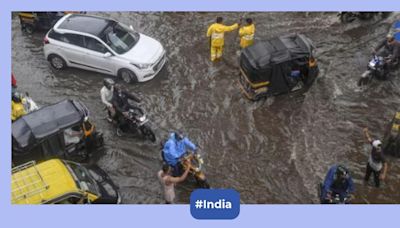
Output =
[
  {"x1": 139, "y1": 115, "x2": 146, "y2": 122},
  {"x1": 130, "y1": 62, "x2": 151, "y2": 69}
]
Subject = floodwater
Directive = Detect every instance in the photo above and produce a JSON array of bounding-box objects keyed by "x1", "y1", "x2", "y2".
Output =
[{"x1": 12, "y1": 12, "x2": 400, "y2": 203}]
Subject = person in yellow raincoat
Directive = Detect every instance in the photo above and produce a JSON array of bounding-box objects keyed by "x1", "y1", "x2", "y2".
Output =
[
  {"x1": 239, "y1": 18, "x2": 255, "y2": 49},
  {"x1": 11, "y1": 92, "x2": 26, "y2": 122},
  {"x1": 207, "y1": 17, "x2": 239, "y2": 62}
]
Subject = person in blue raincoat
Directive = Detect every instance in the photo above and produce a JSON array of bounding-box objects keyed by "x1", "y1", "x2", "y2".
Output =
[
  {"x1": 162, "y1": 132, "x2": 197, "y2": 176},
  {"x1": 321, "y1": 165, "x2": 355, "y2": 204}
]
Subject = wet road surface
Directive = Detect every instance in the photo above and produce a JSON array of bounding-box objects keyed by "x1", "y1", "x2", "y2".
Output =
[{"x1": 12, "y1": 12, "x2": 400, "y2": 203}]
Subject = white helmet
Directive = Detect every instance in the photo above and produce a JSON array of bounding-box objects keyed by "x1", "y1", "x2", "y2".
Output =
[{"x1": 372, "y1": 140, "x2": 382, "y2": 148}]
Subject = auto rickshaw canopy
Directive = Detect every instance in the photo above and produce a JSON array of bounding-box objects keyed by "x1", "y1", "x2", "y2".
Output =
[
  {"x1": 12, "y1": 100, "x2": 89, "y2": 152},
  {"x1": 240, "y1": 33, "x2": 315, "y2": 84}
]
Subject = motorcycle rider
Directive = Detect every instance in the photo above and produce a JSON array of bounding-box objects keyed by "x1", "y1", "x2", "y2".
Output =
[
  {"x1": 111, "y1": 83, "x2": 142, "y2": 136},
  {"x1": 374, "y1": 34, "x2": 400, "y2": 66},
  {"x1": 162, "y1": 132, "x2": 197, "y2": 177},
  {"x1": 100, "y1": 78, "x2": 115, "y2": 122},
  {"x1": 321, "y1": 165, "x2": 355, "y2": 204}
]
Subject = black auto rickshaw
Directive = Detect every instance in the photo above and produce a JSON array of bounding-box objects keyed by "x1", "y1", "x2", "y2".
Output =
[
  {"x1": 383, "y1": 112, "x2": 400, "y2": 157},
  {"x1": 18, "y1": 12, "x2": 75, "y2": 34},
  {"x1": 238, "y1": 34, "x2": 319, "y2": 101},
  {"x1": 12, "y1": 99, "x2": 104, "y2": 166}
]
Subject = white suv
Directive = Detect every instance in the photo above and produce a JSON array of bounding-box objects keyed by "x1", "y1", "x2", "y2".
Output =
[{"x1": 43, "y1": 14, "x2": 166, "y2": 83}]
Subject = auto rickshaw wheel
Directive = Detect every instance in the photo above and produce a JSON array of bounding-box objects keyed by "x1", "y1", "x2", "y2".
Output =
[
  {"x1": 253, "y1": 93, "x2": 268, "y2": 101},
  {"x1": 23, "y1": 24, "x2": 35, "y2": 34},
  {"x1": 359, "y1": 12, "x2": 374, "y2": 20},
  {"x1": 49, "y1": 54, "x2": 66, "y2": 70}
]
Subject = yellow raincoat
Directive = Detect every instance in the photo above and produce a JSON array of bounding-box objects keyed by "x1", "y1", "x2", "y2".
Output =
[
  {"x1": 207, "y1": 23, "x2": 239, "y2": 61},
  {"x1": 12, "y1": 100, "x2": 26, "y2": 121},
  {"x1": 239, "y1": 24, "x2": 255, "y2": 48}
]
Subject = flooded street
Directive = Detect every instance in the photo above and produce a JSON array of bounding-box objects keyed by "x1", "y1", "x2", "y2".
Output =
[{"x1": 12, "y1": 12, "x2": 400, "y2": 203}]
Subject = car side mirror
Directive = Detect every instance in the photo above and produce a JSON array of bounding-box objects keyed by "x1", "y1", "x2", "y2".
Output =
[{"x1": 103, "y1": 52, "x2": 112, "y2": 58}]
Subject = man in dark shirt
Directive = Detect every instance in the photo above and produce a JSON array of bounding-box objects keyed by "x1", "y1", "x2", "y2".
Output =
[
  {"x1": 111, "y1": 84, "x2": 142, "y2": 135},
  {"x1": 363, "y1": 128, "x2": 388, "y2": 187},
  {"x1": 374, "y1": 34, "x2": 400, "y2": 66}
]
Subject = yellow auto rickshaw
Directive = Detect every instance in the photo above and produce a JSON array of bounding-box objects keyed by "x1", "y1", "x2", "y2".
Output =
[{"x1": 18, "y1": 12, "x2": 82, "y2": 34}]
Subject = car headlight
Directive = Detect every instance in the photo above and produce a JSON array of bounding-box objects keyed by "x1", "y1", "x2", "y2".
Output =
[{"x1": 130, "y1": 62, "x2": 151, "y2": 69}]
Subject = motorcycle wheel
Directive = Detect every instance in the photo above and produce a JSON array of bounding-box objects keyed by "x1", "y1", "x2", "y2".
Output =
[
  {"x1": 23, "y1": 24, "x2": 35, "y2": 34},
  {"x1": 358, "y1": 77, "x2": 370, "y2": 86},
  {"x1": 196, "y1": 177, "x2": 210, "y2": 189},
  {"x1": 375, "y1": 69, "x2": 387, "y2": 80},
  {"x1": 140, "y1": 123, "x2": 156, "y2": 142},
  {"x1": 340, "y1": 13, "x2": 356, "y2": 23}
]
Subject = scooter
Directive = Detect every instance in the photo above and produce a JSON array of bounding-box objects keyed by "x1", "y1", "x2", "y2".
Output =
[
  {"x1": 160, "y1": 144, "x2": 210, "y2": 188},
  {"x1": 117, "y1": 107, "x2": 156, "y2": 142},
  {"x1": 358, "y1": 55, "x2": 387, "y2": 86},
  {"x1": 180, "y1": 151, "x2": 210, "y2": 189}
]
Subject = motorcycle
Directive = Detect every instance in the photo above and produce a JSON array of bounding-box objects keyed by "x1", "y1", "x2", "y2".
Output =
[
  {"x1": 318, "y1": 183, "x2": 352, "y2": 204},
  {"x1": 117, "y1": 107, "x2": 156, "y2": 142},
  {"x1": 160, "y1": 144, "x2": 210, "y2": 189},
  {"x1": 326, "y1": 194, "x2": 351, "y2": 204},
  {"x1": 358, "y1": 55, "x2": 387, "y2": 86},
  {"x1": 338, "y1": 12, "x2": 377, "y2": 23}
]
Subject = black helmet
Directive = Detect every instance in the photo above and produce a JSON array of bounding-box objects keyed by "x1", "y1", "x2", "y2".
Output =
[
  {"x1": 12, "y1": 92, "x2": 22, "y2": 103},
  {"x1": 335, "y1": 165, "x2": 348, "y2": 180},
  {"x1": 174, "y1": 132, "x2": 184, "y2": 141},
  {"x1": 114, "y1": 83, "x2": 123, "y2": 92},
  {"x1": 103, "y1": 78, "x2": 115, "y2": 90}
]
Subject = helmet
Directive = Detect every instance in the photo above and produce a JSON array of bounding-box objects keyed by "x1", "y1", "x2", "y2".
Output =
[
  {"x1": 174, "y1": 132, "x2": 184, "y2": 141},
  {"x1": 335, "y1": 165, "x2": 348, "y2": 180},
  {"x1": 103, "y1": 78, "x2": 115, "y2": 90},
  {"x1": 372, "y1": 140, "x2": 382, "y2": 149},
  {"x1": 387, "y1": 34, "x2": 395, "y2": 42},
  {"x1": 12, "y1": 92, "x2": 22, "y2": 103},
  {"x1": 114, "y1": 83, "x2": 122, "y2": 92}
]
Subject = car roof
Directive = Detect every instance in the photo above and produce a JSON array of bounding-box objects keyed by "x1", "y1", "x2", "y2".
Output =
[
  {"x1": 12, "y1": 159, "x2": 79, "y2": 204},
  {"x1": 241, "y1": 34, "x2": 314, "y2": 70},
  {"x1": 12, "y1": 100, "x2": 88, "y2": 150},
  {"x1": 56, "y1": 14, "x2": 114, "y2": 36}
]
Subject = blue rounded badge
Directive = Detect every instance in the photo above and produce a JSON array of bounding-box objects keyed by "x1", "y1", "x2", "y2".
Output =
[{"x1": 190, "y1": 189, "x2": 240, "y2": 220}]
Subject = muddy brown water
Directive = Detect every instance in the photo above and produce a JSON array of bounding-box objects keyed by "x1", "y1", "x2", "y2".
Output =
[{"x1": 12, "y1": 12, "x2": 400, "y2": 203}]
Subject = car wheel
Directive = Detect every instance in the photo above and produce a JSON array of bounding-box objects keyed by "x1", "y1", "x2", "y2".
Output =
[
  {"x1": 119, "y1": 69, "x2": 138, "y2": 84},
  {"x1": 49, "y1": 54, "x2": 66, "y2": 70}
]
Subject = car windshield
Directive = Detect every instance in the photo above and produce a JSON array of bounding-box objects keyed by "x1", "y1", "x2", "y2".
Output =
[
  {"x1": 64, "y1": 161, "x2": 100, "y2": 196},
  {"x1": 100, "y1": 22, "x2": 139, "y2": 54}
]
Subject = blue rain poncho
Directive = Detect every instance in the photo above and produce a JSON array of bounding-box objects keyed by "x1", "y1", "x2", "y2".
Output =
[
  {"x1": 163, "y1": 133, "x2": 197, "y2": 166},
  {"x1": 321, "y1": 165, "x2": 355, "y2": 200}
]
